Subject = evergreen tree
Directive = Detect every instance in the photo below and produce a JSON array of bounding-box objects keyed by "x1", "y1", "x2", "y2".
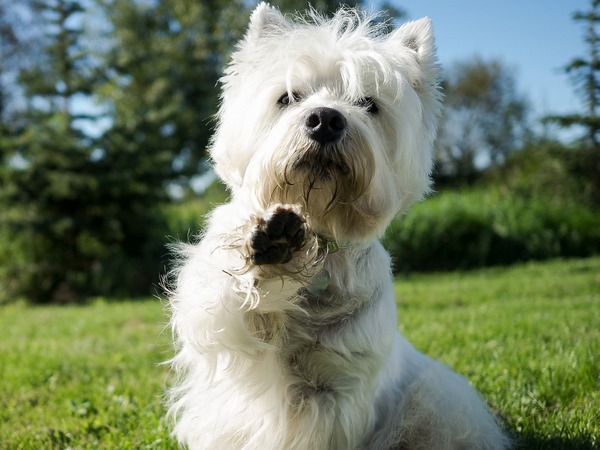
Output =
[
  {"x1": 96, "y1": 0, "x2": 248, "y2": 197},
  {"x1": 547, "y1": 0, "x2": 600, "y2": 144},
  {"x1": 0, "y1": 0, "x2": 117, "y2": 302},
  {"x1": 0, "y1": 0, "x2": 35, "y2": 156}
]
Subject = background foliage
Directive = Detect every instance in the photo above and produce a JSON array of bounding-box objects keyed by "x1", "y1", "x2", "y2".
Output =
[{"x1": 384, "y1": 142, "x2": 600, "y2": 272}]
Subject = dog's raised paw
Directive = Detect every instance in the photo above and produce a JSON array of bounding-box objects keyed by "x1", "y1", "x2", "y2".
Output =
[{"x1": 249, "y1": 205, "x2": 306, "y2": 265}]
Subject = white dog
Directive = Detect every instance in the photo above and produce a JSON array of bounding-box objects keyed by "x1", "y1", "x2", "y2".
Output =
[{"x1": 166, "y1": 4, "x2": 511, "y2": 449}]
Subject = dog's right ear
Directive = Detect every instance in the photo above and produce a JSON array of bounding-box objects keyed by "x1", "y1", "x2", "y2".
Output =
[{"x1": 244, "y1": 2, "x2": 289, "y2": 43}]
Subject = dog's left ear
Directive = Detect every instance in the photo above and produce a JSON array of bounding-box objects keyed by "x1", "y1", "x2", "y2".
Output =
[
  {"x1": 388, "y1": 18, "x2": 439, "y2": 89},
  {"x1": 244, "y1": 2, "x2": 289, "y2": 43}
]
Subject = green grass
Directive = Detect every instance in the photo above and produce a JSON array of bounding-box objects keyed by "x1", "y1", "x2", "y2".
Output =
[
  {"x1": 395, "y1": 257, "x2": 600, "y2": 449},
  {"x1": 0, "y1": 300, "x2": 178, "y2": 449},
  {"x1": 1, "y1": 257, "x2": 599, "y2": 449}
]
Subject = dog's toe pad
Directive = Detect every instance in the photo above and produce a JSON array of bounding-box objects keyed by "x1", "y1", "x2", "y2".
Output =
[{"x1": 250, "y1": 206, "x2": 306, "y2": 265}]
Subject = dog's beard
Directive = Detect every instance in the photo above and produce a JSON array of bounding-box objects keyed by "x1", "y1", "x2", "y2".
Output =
[
  {"x1": 282, "y1": 147, "x2": 365, "y2": 212},
  {"x1": 286, "y1": 140, "x2": 352, "y2": 180},
  {"x1": 261, "y1": 131, "x2": 382, "y2": 241}
]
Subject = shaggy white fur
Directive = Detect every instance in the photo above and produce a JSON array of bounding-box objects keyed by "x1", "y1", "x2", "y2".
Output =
[{"x1": 166, "y1": 4, "x2": 511, "y2": 449}]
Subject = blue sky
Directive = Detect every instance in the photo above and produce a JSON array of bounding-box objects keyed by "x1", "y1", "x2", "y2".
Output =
[{"x1": 394, "y1": 0, "x2": 589, "y2": 120}]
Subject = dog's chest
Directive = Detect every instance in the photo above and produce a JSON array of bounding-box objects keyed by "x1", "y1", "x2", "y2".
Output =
[{"x1": 278, "y1": 285, "x2": 375, "y2": 403}]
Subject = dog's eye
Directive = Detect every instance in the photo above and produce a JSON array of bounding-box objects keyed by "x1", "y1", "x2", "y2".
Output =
[
  {"x1": 357, "y1": 97, "x2": 379, "y2": 114},
  {"x1": 277, "y1": 92, "x2": 300, "y2": 107}
]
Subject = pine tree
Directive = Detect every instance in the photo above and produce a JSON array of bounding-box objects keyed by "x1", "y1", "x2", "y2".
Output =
[
  {"x1": 0, "y1": 0, "x2": 114, "y2": 302},
  {"x1": 547, "y1": 0, "x2": 600, "y2": 144},
  {"x1": 96, "y1": 0, "x2": 249, "y2": 197}
]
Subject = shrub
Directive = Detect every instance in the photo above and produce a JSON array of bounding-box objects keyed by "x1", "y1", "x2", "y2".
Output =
[{"x1": 383, "y1": 189, "x2": 600, "y2": 272}]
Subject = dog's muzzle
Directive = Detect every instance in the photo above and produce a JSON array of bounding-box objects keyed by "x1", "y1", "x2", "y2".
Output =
[{"x1": 304, "y1": 107, "x2": 347, "y2": 145}]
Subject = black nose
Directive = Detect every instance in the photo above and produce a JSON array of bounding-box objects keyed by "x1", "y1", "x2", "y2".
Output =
[{"x1": 305, "y1": 107, "x2": 347, "y2": 144}]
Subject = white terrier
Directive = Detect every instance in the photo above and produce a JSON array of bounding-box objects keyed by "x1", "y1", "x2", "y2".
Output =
[{"x1": 166, "y1": 4, "x2": 511, "y2": 449}]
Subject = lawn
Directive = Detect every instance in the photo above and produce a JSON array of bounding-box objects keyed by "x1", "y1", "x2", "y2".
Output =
[
  {"x1": 0, "y1": 300, "x2": 177, "y2": 449},
  {"x1": 395, "y1": 257, "x2": 600, "y2": 449},
  {"x1": 1, "y1": 257, "x2": 598, "y2": 449}
]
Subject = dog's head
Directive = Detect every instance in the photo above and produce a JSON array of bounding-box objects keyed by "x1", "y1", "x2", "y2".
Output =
[{"x1": 210, "y1": 3, "x2": 442, "y2": 243}]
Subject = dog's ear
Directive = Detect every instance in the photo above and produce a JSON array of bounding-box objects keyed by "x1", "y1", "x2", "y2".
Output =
[
  {"x1": 245, "y1": 2, "x2": 289, "y2": 43},
  {"x1": 391, "y1": 18, "x2": 435, "y2": 62},
  {"x1": 388, "y1": 18, "x2": 439, "y2": 90}
]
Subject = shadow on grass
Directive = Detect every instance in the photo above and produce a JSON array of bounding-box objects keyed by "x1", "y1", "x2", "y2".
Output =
[{"x1": 512, "y1": 431, "x2": 598, "y2": 450}]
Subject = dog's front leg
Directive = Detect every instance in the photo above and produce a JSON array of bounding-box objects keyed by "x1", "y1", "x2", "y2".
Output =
[
  {"x1": 233, "y1": 202, "x2": 322, "y2": 314},
  {"x1": 170, "y1": 201, "x2": 317, "y2": 358},
  {"x1": 167, "y1": 201, "x2": 315, "y2": 448}
]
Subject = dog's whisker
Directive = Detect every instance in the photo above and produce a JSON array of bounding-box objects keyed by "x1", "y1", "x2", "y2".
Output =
[
  {"x1": 283, "y1": 162, "x2": 295, "y2": 187},
  {"x1": 322, "y1": 182, "x2": 340, "y2": 215}
]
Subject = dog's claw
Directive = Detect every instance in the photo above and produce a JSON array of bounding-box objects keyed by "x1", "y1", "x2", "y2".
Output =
[{"x1": 250, "y1": 206, "x2": 306, "y2": 265}]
